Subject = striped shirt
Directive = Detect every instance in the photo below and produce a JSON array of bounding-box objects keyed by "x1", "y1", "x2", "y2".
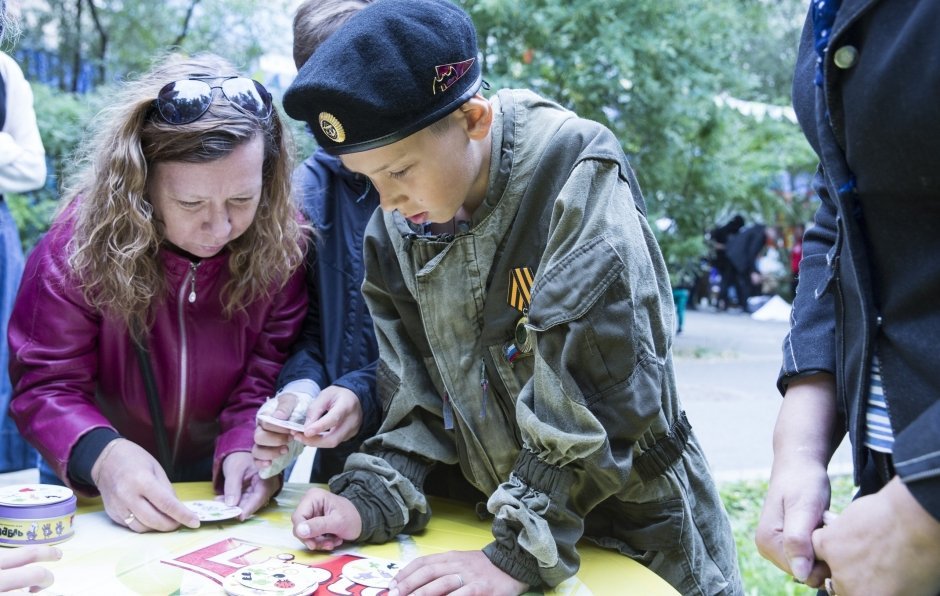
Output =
[{"x1": 863, "y1": 355, "x2": 894, "y2": 453}]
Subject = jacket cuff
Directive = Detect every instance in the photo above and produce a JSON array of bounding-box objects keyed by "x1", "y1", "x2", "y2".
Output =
[
  {"x1": 330, "y1": 469, "x2": 407, "y2": 543},
  {"x1": 484, "y1": 539, "x2": 542, "y2": 588},
  {"x1": 901, "y1": 476, "x2": 940, "y2": 521},
  {"x1": 373, "y1": 449, "x2": 433, "y2": 491},
  {"x1": 903, "y1": 476, "x2": 940, "y2": 523},
  {"x1": 67, "y1": 427, "x2": 121, "y2": 488},
  {"x1": 333, "y1": 369, "x2": 381, "y2": 444},
  {"x1": 484, "y1": 449, "x2": 577, "y2": 588},
  {"x1": 514, "y1": 448, "x2": 572, "y2": 500},
  {"x1": 776, "y1": 368, "x2": 831, "y2": 396},
  {"x1": 894, "y1": 409, "x2": 940, "y2": 522}
]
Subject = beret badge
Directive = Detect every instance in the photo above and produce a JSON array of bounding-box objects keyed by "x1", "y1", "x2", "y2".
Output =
[
  {"x1": 433, "y1": 58, "x2": 475, "y2": 95},
  {"x1": 318, "y1": 112, "x2": 346, "y2": 143}
]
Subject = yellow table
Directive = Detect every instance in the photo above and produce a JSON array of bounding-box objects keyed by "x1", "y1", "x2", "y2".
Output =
[{"x1": 36, "y1": 483, "x2": 676, "y2": 595}]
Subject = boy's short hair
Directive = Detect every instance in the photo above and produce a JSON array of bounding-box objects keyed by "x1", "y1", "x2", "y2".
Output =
[
  {"x1": 283, "y1": 0, "x2": 482, "y2": 155},
  {"x1": 292, "y1": 0, "x2": 372, "y2": 70}
]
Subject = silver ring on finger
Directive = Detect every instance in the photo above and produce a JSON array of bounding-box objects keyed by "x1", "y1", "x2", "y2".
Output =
[
  {"x1": 123, "y1": 512, "x2": 135, "y2": 526},
  {"x1": 454, "y1": 574, "x2": 464, "y2": 588},
  {"x1": 824, "y1": 577, "x2": 838, "y2": 596}
]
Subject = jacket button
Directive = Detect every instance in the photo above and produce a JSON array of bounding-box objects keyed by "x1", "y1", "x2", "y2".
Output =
[{"x1": 833, "y1": 45, "x2": 858, "y2": 69}]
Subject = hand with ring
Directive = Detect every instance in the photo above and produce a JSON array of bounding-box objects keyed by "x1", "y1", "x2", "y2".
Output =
[
  {"x1": 91, "y1": 438, "x2": 200, "y2": 532},
  {"x1": 387, "y1": 550, "x2": 527, "y2": 595}
]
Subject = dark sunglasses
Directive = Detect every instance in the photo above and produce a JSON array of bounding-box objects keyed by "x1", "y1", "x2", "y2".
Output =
[{"x1": 153, "y1": 76, "x2": 273, "y2": 125}]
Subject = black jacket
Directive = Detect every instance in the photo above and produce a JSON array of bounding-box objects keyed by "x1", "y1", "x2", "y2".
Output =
[
  {"x1": 277, "y1": 149, "x2": 382, "y2": 481},
  {"x1": 779, "y1": 0, "x2": 940, "y2": 518}
]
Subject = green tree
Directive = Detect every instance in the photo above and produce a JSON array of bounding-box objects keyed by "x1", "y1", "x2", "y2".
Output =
[
  {"x1": 462, "y1": 0, "x2": 813, "y2": 289},
  {"x1": 12, "y1": 0, "x2": 294, "y2": 89}
]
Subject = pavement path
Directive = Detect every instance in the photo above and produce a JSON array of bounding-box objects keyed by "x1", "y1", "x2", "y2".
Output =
[{"x1": 675, "y1": 308, "x2": 853, "y2": 482}]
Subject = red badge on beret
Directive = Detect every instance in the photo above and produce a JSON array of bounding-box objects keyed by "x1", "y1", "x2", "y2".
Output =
[{"x1": 433, "y1": 58, "x2": 475, "y2": 95}]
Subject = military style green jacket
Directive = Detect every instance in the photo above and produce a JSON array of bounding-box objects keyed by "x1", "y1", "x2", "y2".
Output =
[{"x1": 331, "y1": 89, "x2": 742, "y2": 595}]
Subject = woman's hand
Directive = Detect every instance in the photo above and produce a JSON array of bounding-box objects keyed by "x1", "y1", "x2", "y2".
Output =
[
  {"x1": 389, "y1": 550, "x2": 528, "y2": 596},
  {"x1": 812, "y1": 477, "x2": 940, "y2": 596},
  {"x1": 221, "y1": 451, "x2": 281, "y2": 519},
  {"x1": 755, "y1": 373, "x2": 840, "y2": 587},
  {"x1": 91, "y1": 439, "x2": 200, "y2": 532}
]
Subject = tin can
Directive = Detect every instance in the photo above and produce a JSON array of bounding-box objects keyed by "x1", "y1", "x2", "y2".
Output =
[{"x1": 0, "y1": 484, "x2": 76, "y2": 547}]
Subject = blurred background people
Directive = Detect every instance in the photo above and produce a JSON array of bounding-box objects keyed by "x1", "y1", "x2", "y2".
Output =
[{"x1": 707, "y1": 214, "x2": 745, "y2": 310}]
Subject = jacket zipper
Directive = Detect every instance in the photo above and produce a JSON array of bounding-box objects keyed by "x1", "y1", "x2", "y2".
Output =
[
  {"x1": 188, "y1": 262, "x2": 198, "y2": 303},
  {"x1": 480, "y1": 358, "x2": 489, "y2": 419},
  {"x1": 481, "y1": 349, "x2": 524, "y2": 450},
  {"x1": 173, "y1": 262, "x2": 199, "y2": 460}
]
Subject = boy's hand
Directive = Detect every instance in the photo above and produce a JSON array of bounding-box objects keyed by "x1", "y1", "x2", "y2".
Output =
[
  {"x1": 291, "y1": 488, "x2": 362, "y2": 551},
  {"x1": 0, "y1": 545, "x2": 61, "y2": 593},
  {"x1": 388, "y1": 550, "x2": 528, "y2": 596}
]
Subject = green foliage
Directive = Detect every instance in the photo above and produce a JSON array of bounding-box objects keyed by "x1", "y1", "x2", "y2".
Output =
[
  {"x1": 8, "y1": 0, "x2": 818, "y2": 274},
  {"x1": 721, "y1": 475, "x2": 856, "y2": 596},
  {"x1": 462, "y1": 0, "x2": 814, "y2": 290},
  {"x1": 14, "y1": 0, "x2": 295, "y2": 89}
]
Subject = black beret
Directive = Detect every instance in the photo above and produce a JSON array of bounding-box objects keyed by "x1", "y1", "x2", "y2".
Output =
[{"x1": 282, "y1": 0, "x2": 482, "y2": 155}]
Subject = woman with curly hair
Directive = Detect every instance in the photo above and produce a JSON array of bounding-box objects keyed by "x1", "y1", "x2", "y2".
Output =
[{"x1": 8, "y1": 53, "x2": 308, "y2": 533}]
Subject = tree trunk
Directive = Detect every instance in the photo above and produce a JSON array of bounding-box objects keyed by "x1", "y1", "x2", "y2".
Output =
[
  {"x1": 69, "y1": 0, "x2": 82, "y2": 93},
  {"x1": 85, "y1": 0, "x2": 108, "y2": 85},
  {"x1": 172, "y1": 0, "x2": 203, "y2": 48}
]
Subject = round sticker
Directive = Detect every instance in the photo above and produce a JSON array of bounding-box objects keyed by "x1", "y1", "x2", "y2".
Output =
[
  {"x1": 0, "y1": 484, "x2": 74, "y2": 507},
  {"x1": 237, "y1": 562, "x2": 328, "y2": 592},
  {"x1": 223, "y1": 562, "x2": 327, "y2": 596},
  {"x1": 182, "y1": 500, "x2": 242, "y2": 522},
  {"x1": 341, "y1": 557, "x2": 401, "y2": 589}
]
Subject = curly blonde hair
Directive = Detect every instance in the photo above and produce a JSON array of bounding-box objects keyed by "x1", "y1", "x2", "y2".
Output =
[{"x1": 62, "y1": 53, "x2": 305, "y2": 339}]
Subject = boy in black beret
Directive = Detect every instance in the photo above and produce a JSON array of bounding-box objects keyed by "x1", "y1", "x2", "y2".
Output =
[{"x1": 282, "y1": 0, "x2": 742, "y2": 594}]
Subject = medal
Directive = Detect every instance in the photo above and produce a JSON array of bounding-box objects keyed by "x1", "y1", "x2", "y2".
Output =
[
  {"x1": 507, "y1": 267, "x2": 535, "y2": 356},
  {"x1": 514, "y1": 314, "x2": 532, "y2": 353}
]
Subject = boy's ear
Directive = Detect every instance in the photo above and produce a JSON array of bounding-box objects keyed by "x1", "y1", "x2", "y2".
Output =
[{"x1": 460, "y1": 94, "x2": 493, "y2": 140}]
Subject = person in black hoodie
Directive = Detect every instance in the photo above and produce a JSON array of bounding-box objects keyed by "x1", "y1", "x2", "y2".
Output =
[
  {"x1": 253, "y1": 0, "x2": 382, "y2": 483},
  {"x1": 725, "y1": 223, "x2": 771, "y2": 312},
  {"x1": 707, "y1": 214, "x2": 744, "y2": 309}
]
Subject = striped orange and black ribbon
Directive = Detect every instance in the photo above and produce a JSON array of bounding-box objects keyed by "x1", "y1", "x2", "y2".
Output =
[{"x1": 508, "y1": 266, "x2": 534, "y2": 313}]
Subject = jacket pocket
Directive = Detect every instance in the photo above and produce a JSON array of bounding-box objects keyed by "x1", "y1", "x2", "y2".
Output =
[
  {"x1": 527, "y1": 236, "x2": 624, "y2": 330},
  {"x1": 527, "y1": 235, "x2": 655, "y2": 405}
]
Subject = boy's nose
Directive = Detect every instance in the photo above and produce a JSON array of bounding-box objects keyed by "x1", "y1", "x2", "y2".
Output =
[{"x1": 379, "y1": 193, "x2": 406, "y2": 212}]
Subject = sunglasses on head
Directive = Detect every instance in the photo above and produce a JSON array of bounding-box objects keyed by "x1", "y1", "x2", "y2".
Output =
[{"x1": 152, "y1": 76, "x2": 273, "y2": 125}]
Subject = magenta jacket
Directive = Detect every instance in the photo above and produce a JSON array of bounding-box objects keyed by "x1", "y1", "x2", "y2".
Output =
[{"x1": 8, "y1": 217, "x2": 307, "y2": 496}]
